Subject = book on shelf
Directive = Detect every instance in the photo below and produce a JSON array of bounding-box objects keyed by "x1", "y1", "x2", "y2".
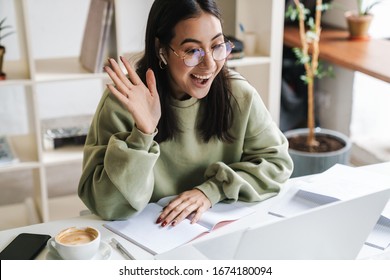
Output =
[
  {"x1": 226, "y1": 35, "x2": 244, "y2": 60},
  {"x1": 0, "y1": 136, "x2": 19, "y2": 166},
  {"x1": 104, "y1": 196, "x2": 256, "y2": 255},
  {"x1": 79, "y1": 0, "x2": 115, "y2": 73},
  {"x1": 268, "y1": 164, "x2": 390, "y2": 250}
]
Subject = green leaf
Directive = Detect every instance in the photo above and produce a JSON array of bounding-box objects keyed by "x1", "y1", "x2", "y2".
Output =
[
  {"x1": 0, "y1": 31, "x2": 15, "y2": 41},
  {"x1": 307, "y1": 17, "x2": 315, "y2": 29},
  {"x1": 292, "y1": 48, "x2": 310, "y2": 65},
  {"x1": 285, "y1": 3, "x2": 311, "y2": 22},
  {"x1": 306, "y1": 30, "x2": 318, "y2": 43},
  {"x1": 314, "y1": 62, "x2": 334, "y2": 80},
  {"x1": 285, "y1": 5, "x2": 298, "y2": 21},
  {"x1": 317, "y1": 3, "x2": 332, "y2": 12},
  {"x1": 0, "y1": 17, "x2": 14, "y2": 43}
]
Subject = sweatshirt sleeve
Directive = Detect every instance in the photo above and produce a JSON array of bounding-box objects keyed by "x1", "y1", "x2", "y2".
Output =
[
  {"x1": 196, "y1": 79, "x2": 293, "y2": 205},
  {"x1": 78, "y1": 91, "x2": 160, "y2": 220}
]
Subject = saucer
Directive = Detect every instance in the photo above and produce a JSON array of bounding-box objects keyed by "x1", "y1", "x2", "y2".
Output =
[{"x1": 46, "y1": 241, "x2": 112, "y2": 260}]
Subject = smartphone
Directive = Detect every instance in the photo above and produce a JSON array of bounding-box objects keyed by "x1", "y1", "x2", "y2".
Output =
[{"x1": 0, "y1": 233, "x2": 51, "y2": 260}]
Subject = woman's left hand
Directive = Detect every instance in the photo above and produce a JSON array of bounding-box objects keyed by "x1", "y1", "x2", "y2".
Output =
[{"x1": 156, "y1": 189, "x2": 211, "y2": 227}]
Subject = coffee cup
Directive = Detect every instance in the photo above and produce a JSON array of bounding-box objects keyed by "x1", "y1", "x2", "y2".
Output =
[{"x1": 49, "y1": 226, "x2": 100, "y2": 260}]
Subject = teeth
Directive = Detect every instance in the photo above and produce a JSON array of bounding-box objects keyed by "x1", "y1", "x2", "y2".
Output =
[{"x1": 193, "y1": 73, "x2": 212, "y2": 80}]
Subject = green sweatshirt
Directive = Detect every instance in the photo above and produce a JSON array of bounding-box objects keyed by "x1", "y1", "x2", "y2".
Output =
[{"x1": 78, "y1": 72, "x2": 293, "y2": 220}]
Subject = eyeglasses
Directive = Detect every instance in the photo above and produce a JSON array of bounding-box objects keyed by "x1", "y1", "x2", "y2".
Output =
[{"x1": 168, "y1": 41, "x2": 234, "y2": 67}]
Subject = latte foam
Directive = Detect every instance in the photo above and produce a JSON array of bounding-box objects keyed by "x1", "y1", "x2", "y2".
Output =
[{"x1": 58, "y1": 228, "x2": 97, "y2": 245}]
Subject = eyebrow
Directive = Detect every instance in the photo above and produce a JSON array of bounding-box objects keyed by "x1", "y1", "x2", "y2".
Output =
[{"x1": 179, "y1": 33, "x2": 224, "y2": 45}]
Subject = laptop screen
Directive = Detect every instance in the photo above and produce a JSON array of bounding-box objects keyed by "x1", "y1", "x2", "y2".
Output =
[{"x1": 185, "y1": 188, "x2": 390, "y2": 260}]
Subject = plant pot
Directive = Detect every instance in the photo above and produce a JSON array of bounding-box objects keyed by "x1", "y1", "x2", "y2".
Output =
[
  {"x1": 345, "y1": 11, "x2": 373, "y2": 40},
  {"x1": 0, "y1": 45, "x2": 6, "y2": 80},
  {"x1": 284, "y1": 128, "x2": 352, "y2": 178}
]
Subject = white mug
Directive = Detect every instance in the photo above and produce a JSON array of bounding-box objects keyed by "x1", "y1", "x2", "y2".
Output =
[{"x1": 49, "y1": 226, "x2": 100, "y2": 260}]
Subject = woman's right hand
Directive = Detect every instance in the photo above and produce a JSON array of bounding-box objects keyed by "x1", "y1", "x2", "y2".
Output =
[
  {"x1": 104, "y1": 56, "x2": 161, "y2": 134},
  {"x1": 156, "y1": 189, "x2": 212, "y2": 227}
]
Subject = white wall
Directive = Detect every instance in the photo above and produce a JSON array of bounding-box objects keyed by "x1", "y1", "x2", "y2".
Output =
[
  {"x1": 0, "y1": 0, "x2": 101, "y2": 135},
  {"x1": 320, "y1": 0, "x2": 390, "y2": 163},
  {"x1": 26, "y1": 0, "x2": 90, "y2": 59},
  {"x1": 350, "y1": 0, "x2": 390, "y2": 161},
  {"x1": 323, "y1": 0, "x2": 390, "y2": 38}
]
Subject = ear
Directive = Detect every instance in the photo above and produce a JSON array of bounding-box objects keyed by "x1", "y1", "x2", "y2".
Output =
[{"x1": 155, "y1": 38, "x2": 167, "y2": 65}]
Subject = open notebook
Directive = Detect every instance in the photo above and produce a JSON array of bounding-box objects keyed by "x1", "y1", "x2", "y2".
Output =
[
  {"x1": 104, "y1": 197, "x2": 255, "y2": 255},
  {"x1": 156, "y1": 188, "x2": 390, "y2": 260}
]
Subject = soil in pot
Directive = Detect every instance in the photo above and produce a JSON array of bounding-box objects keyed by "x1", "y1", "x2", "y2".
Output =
[
  {"x1": 288, "y1": 134, "x2": 345, "y2": 153},
  {"x1": 285, "y1": 128, "x2": 351, "y2": 177}
]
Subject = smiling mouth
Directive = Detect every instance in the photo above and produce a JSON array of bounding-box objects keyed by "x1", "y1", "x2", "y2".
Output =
[{"x1": 191, "y1": 73, "x2": 213, "y2": 85}]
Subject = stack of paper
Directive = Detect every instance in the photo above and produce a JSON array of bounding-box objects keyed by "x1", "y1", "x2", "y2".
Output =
[
  {"x1": 365, "y1": 202, "x2": 390, "y2": 250},
  {"x1": 268, "y1": 164, "x2": 390, "y2": 250}
]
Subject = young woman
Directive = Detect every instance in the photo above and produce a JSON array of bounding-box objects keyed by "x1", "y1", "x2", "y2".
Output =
[{"x1": 78, "y1": 0, "x2": 293, "y2": 227}]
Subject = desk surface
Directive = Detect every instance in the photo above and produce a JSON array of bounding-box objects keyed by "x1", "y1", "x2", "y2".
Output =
[
  {"x1": 0, "y1": 193, "x2": 280, "y2": 260},
  {"x1": 1, "y1": 162, "x2": 390, "y2": 260},
  {"x1": 283, "y1": 25, "x2": 390, "y2": 83}
]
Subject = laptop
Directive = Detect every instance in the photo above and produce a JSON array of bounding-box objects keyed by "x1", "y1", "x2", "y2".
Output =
[{"x1": 155, "y1": 188, "x2": 390, "y2": 260}]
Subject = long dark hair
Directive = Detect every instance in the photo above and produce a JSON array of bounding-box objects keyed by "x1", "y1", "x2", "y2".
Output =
[{"x1": 136, "y1": 0, "x2": 234, "y2": 143}]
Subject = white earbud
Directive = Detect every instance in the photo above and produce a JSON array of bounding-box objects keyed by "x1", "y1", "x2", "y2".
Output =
[{"x1": 159, "y1": 49, "x2": 167, "y2": 65}]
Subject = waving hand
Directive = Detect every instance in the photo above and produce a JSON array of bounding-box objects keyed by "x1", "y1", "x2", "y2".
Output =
[{"x1": 104, "y1": 56, "x2": 161, "y2": 134}]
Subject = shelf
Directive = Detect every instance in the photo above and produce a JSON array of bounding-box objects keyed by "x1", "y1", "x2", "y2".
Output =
[
  {"x1": 0, "y1": 161, "x2": 40, "y2": 173},
  {"x1": 227, "y1": 56, "x2": 271, "y2": 67},
  {"x1": 34, "y1": 57, "x2": 109, "y2": 83},
  {"x1": 0, "y1": 61, "x2": 32, "y2": 87},
  {"x1": 42, "y1": 146, "x2": 84, "y2": 166},
  {"x1": 283, "y1": 25, "x2": 390, "y2": 83},
  {"x1": 0, "y1": 79, "x2": 33, "y2": 87}
]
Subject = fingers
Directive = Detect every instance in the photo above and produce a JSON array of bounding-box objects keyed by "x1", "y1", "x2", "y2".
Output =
[
  {"x1": 146, "y1": 68, "x2": 158, "y2": 98},
  {"x1": 104, "y1": 57, "x2": 145, "y2": 95},
  {"x1": 160, "y1": 201, "x2": 195, "y2": 227},
  {"x1": 120, "y1": 56, "x2": 143, "y2": 86},
  {"x1": 106, "y1": 58, "x2": 133, "y2": 90},
  {"x1": 106, "y1": 83, "x2": 128, "y2": 104},
  {"x1": 156, "y1": 190, "x2": 211, "y2": 227}
]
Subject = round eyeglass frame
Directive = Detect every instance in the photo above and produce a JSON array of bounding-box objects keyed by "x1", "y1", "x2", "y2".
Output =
[{"x1": 168, "y1": 41, "x2": 235, "y2": 67}]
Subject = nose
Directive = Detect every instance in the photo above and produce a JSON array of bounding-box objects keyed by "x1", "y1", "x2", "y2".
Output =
[{"x1": 199, "y1": 50, "x2": 215, "y2": 68}]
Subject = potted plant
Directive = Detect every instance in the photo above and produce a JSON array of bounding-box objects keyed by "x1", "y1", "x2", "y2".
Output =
[
  {"x1": 344, "y1": 0, "x2": 382, "y2": 40},
  {"x1": 0, "y1": 17, "x2": 14, "y2": 80},
  {"x1": 284, "y1": 0, "x2": 352, "y2": 177}
]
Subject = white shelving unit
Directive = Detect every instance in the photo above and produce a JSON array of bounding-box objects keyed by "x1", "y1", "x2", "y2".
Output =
[
  {"x1": 0, "y1": 0, "x2": 284, "y2": 223},
  {"x1": 219, "y1": 0, "x2": 284, "y2": 123}
]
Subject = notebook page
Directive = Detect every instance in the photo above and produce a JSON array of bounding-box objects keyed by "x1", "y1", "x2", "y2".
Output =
[
  {"x1": 268, "y1": 164, "x2": 390, "y2": 218},
  {"x1": 268, "y1": 184, "x2": 339, "y2": 217},
  {"x1": 365, "y1": 215, "x2": 390, "y2": 250},
  {"x1": 365, "y1": 201, "x2": 390, "y2": 250},
  {"x1": 196, "y1": 202, "x2": 256, "y2": 230},
  {"x1": 305, "y1": 164, "x2": 390, "y2": 200},
  {"x1": 157, "y1": 196, "x2": 256, "y2": 230},
  {"x1": 104, "y1": 203, "x2": 207, "y2": 255}
]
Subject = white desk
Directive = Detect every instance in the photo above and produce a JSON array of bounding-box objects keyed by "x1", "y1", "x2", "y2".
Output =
[{"x1": 1, "y1": 162, "x2": 390, "y2": 260}]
